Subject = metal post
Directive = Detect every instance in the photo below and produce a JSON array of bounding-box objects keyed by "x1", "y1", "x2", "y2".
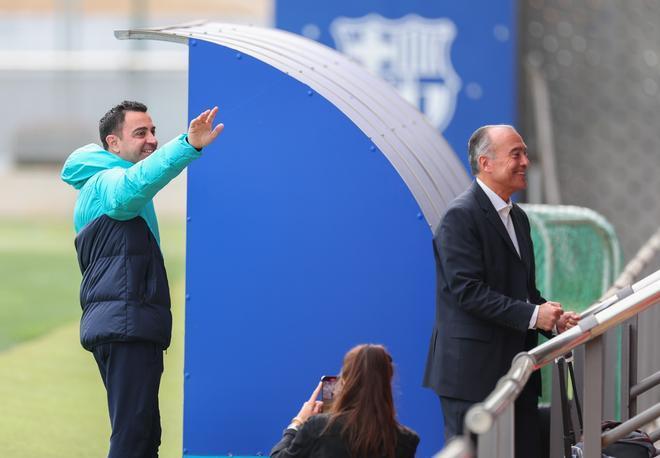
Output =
[
  {"x1": 583, "y1": 336, "x2": 603, "y2": 458},
  {"x1": 621, "y1": 320, "x2": 632, "y2": 421},
  {"x1": 557, "y1": 358, "x2": 575, "y2": 457},
  {"x1": 550, "y1": 363, "x2": 564, "y2": 458},
  {"x1": 602, "y1": 328, "x2": 618, "y2": 420},
  {"x1": 478, "y1": 402, "x2": 514, "y2": 458}
]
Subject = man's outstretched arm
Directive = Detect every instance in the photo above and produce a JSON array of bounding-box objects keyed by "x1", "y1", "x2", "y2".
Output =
[{"x1": 98, "y1": 107, "x2": 224, "y2": 219}]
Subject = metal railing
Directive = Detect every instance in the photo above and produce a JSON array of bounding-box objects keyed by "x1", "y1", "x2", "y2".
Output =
[{"x1": 435, "y1": 268, "x2": 660, "y2": 458}]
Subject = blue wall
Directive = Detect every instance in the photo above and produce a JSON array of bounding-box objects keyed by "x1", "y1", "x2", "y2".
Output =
[
  {"x1": 276, "y1": 0, "x2": 517, "y2": 172},
  {"x1": 183, "y1": 40, "x2": 443, "y2": 457}
]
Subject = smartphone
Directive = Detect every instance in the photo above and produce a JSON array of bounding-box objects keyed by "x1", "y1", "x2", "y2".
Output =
[{"x1": 320, "y1": 375, "x2": 338, "y2": 412}]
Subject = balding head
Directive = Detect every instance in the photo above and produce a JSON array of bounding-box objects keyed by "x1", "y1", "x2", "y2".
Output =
[
  {"x1": 470, "y1": 125, "x2": 529, "y2": 201},
  {"x1": 467, "y1": 125, "x2": 518, "y2": 176}
]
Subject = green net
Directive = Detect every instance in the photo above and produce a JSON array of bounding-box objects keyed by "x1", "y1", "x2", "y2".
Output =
[{"x1": 520, "y1": 204, "x2": 622, "y2": 404}]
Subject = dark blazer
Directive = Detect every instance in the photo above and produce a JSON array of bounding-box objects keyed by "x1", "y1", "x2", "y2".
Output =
[
  {"x1": 423, "y1": 181, "x2": 545, "y2": 402},
  {"x1": 270, "y1": 414, "x2": 419, "y2": 458}
]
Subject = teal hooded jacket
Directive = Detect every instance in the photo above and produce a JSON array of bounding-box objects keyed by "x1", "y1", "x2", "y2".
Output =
[{"x1": 61, "y1": 134, "x2": 201, "y2": 244}]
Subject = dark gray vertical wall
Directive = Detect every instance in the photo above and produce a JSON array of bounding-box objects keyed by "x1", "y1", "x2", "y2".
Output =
[{"x1": 519, "y1": 0, "x2": 660, "y2": 412}]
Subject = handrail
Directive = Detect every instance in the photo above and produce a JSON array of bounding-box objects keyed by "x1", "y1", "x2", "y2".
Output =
[
  {"x1": 650, "y1": 429, "x2": 660, "y2": 442},
  {"x1": 434, "y1": 227, "x2": 660, "y2": 458},
  {"x1": 530, "y1": 272, "x2": 660, "y2": 368},
  {"x1": 464, "y1": 269, "x2": 660, "y2": 436},
  {"x1": 581, "y1": 268, "x2": 660, "y2": 317},
  {"x1": 629, "y1": 370, "x2": 660, "y2": 399},
  {"x1": 600, "y1": 402, "x2": 660, "y2": 448},
  {"x1": 433, "y1": 269, "x2": 660, "y2": 458},
  {"x1": 433, "y1": 437, "x2": 474, "y2": 458},
  {"x1": 464, "y1": 354, "x2": 534, "y2": 434}
]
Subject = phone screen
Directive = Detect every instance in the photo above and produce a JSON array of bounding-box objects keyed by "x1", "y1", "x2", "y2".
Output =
[{"x1": 320, "y1": 375, "x2": 338, "y2": 412}]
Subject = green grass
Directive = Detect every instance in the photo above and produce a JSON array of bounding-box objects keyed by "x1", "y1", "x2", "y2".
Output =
[
  {"x1": 0, "y1": 217, "x2": 187, "y2": 458},
  {"x1": 0, "y1": 219, "x2": 80, "y2": 351}
]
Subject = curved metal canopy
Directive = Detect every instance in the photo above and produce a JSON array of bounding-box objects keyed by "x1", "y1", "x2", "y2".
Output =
[{"x1": 115, "y1": 21, "x2": 470, "y2": 232}]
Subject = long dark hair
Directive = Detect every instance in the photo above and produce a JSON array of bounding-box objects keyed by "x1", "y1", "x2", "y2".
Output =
[{"x1": 326, "y1": 344, "x2": 399, "y2": 458}]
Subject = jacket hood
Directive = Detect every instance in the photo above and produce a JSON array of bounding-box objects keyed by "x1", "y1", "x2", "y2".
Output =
[{"x1": 61, "y1": 144, "x2": 133, "y2": 190}]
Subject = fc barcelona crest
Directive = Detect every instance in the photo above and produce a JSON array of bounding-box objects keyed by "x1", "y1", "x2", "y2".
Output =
[{"x1": 330, "y1": 13, "x2": 462, "y2": 132}]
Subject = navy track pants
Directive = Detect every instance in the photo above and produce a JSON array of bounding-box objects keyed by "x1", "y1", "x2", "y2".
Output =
[{"x1": 93, "y1": 341, "x2": 164, "y2": 458}]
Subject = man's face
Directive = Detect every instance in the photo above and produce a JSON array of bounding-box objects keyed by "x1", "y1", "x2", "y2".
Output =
[
  {"x1": 106, "y1": 111, "x2": 158, "y2": 163},
  {"x1": 479, "y1": 127, "x2": 530, "y2": 199}
]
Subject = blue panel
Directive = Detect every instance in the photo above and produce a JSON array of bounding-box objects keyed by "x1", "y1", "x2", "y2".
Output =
[
  {"x1": 276, "y1": 0, "x2": 517, "y2": 173},
  {"x1": 184, "y1": 40, "x2": 442, "y2": 456}
]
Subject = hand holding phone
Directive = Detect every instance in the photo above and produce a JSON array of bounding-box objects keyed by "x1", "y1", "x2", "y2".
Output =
[
  {"x1": 293, "y1": 382, "x2": 323, "y2": 425},
  {"x1": 320, "y1": 375, "x2": 338, "y2": 412}
]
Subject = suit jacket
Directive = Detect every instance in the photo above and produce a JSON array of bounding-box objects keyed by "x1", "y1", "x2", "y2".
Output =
[{"x1": 423, "y1": 181, "x2": 545, "y2": 402}]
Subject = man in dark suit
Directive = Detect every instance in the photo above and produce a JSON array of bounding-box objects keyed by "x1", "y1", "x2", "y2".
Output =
[{"x1": 423, "y1": 125, "x2": 578, "y2": 457}]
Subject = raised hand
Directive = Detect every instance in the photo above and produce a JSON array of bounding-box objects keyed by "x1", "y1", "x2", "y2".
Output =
[{"x1": 187, "y1": 106, "x2": 224, "y2": 150}]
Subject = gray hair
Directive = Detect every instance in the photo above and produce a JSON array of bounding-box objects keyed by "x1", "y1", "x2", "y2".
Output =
[{"x1": 467, "y1": 124, "x2": 517, "y2": 175}]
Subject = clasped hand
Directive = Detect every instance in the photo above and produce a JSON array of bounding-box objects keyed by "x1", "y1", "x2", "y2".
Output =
[{"x1": 536, "y1": 301, "x2": 580, "y2": 333}]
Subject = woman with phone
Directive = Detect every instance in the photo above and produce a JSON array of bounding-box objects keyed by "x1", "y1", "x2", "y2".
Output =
[{"x1": 270, "y1": 344, "x2": 419, "y2": 458}]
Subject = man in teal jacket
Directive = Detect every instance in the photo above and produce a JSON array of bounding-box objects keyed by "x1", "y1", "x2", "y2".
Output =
[{"x1": 61, "y1": 101, "x2": 223, "y2": 457}]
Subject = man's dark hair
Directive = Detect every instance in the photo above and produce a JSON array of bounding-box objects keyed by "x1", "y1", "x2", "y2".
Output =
[{"x1": 99, "y1": 100, "x2": 148, "y2": 150}]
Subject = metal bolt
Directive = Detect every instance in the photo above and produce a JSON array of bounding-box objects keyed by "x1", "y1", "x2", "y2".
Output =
[
  {"x1": 184, "y1": 372, "x2": 190, "y2": 379},
  {"x1": 187, "y1": 216, "x2": 191, "y2": 222},
  {"x1": 190, "y1": 39, "x2": 197, "y2": 47},
  {"x1": 307, "y1": 90, "x2": 313, "y2": 96},
  {"x1": 417, "y1": 213, "x2": 423, "y2": 220},
  {"x1": 236, "y1": 53, "x2": 242, "y2": 60}
]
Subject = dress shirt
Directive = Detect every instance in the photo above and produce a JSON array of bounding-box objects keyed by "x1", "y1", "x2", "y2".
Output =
[{"x1": 476, "y1": 178, "x2": 539, "y2": 329}]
